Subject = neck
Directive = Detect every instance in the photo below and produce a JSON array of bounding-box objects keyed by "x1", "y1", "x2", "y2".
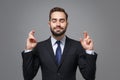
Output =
[{"x1": 52, "y1": 34, "x2": 65, "y2": 41}]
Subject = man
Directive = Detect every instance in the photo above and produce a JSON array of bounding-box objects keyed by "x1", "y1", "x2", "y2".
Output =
[{"x1": 22, "y1": 7, "x2": 97, "y2": 80}]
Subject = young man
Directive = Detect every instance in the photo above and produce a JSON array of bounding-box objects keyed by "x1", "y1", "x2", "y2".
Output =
[{"x1": 22, "y1": 7, "x2": 97, "y2": 80}]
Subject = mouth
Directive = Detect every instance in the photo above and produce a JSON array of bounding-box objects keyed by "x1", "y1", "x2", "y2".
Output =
[
  {"x1": 55, "y1": 28, "x2": 63, "y2": 32},
  {"x1": 55, "y1": 26, "x2": 63, "y2": 30},
  {"x1": 55, "y1": 27, "x2": 61, "y2": 30}
]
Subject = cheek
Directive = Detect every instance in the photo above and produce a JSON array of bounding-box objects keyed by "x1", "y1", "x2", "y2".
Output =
[
  {"x1": 50, "y1": 24, "x2": 57, "y2": 29},
  {"x1": 50, "y1": 23, "x2": 55, "y2": 27},
  {"x1": 61, "y1": 23, "x2": 67, "y2": 27}
]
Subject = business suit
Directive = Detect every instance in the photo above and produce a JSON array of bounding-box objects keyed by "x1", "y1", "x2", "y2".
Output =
[{"x1": 22, "y1": 36, "x2": 97, "y2": 80}]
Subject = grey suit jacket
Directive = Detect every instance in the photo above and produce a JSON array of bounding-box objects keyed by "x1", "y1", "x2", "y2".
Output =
[{"x1": 22, "y1": 37, "x2": 97, "y2": 80}]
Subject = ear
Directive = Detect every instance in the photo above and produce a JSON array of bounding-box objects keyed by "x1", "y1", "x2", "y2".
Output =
[
  {"x1": 48, "y1": 21, "x2": 50, "y2": 27},
  {"x1": 66, "y1": 21, "x2": 68, "y2": 26}
]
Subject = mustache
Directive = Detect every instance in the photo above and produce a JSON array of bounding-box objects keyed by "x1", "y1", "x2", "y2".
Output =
[{"x1": 54, "y1": 26, "x2": 64, "y2": 29}]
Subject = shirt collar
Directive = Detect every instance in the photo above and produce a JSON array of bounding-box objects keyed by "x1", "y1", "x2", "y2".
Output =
[{"x1": 51, "y1": 36, "x2": 66, "y2": 46}]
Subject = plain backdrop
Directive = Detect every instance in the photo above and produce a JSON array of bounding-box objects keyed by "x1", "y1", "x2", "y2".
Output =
[{"x1": 0, "y1": 0, "x2": 120, "y2": 80}]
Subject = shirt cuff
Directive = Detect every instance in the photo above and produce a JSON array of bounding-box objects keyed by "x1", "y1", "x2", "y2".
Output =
[
  {"x1": 24, "y1": 49, "x2": 32, "y2": 53},
  {"x1": 86, "y1": 50, "x2": 95, "y2": 55}
]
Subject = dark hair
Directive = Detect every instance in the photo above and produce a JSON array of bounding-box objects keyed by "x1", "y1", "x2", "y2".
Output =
[{"x1": 49, "y1": 7, "x2": 68, "y2": 21}]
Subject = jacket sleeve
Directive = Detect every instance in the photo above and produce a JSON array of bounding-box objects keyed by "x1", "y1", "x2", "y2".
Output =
[
  {"x1": 77, "y1": 44, "x2": 97, "y2": 80},
  {"x1": 21, "y1": 46, "x2": 40, "y2": 80}
]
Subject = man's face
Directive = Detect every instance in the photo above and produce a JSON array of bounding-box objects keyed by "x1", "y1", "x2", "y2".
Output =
[{"x1": 49, "y1": 12, "x2": 68, "y2": 37}]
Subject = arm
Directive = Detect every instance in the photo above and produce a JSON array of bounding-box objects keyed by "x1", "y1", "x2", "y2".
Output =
[
  {"x1": 78, "y1": 50, "x2": 97, "y2": 80},
  {"x1": 22, "y1": 30, "x2": 40, "y2": 80},
  {"x1": 79, "y1": 32, "x2": 97, "y2": 80},
  {"x1": 22, "y1": 49, "x2": 40, "y2": 80}
]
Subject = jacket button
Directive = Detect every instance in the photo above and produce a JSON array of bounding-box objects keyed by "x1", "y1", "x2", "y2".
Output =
[{"x1": 57, "y1": 73, "x2": 60, "y2": 76}]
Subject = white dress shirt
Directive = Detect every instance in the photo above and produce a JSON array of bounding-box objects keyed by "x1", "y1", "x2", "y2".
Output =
[{"x1": 51, "y1": 36, "x2": 66, "y2": 55}]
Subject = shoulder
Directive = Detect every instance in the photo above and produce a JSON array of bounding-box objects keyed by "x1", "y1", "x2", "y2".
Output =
[
  {"x1": 36, "y1": 38, "x2": 51, "y2": 48},
  {"x1": 66, "y1": 37, "x2": 85, "y2": 54},
  {"x1": 66, "y1": 36, "x2": 80, "y2": 44},
  {"x1": 66, "y1": 37, "x2": 83, "y2": 48}
]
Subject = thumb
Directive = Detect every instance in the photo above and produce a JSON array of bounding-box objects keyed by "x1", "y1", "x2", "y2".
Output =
[{"x1": 80, "y1": 38, "x2": 83, "y2": 42}]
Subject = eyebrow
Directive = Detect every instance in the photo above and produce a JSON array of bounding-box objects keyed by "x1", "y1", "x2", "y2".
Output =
[
  {"x1": 51, "y1": 18, "x2": 65, "y2": 20},
  {"x1": 51, "y1": 18, "x2": 57, "y2": 20}
]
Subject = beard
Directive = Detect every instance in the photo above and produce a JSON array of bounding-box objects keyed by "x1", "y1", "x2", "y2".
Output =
[{"x1": 50, "y1": 26, "x2": 67, "y2": 37}]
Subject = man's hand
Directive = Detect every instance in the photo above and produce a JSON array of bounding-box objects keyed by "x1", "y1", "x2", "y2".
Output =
[
  {"x1": 25, "y1": 30, "x2": 37, "y2": 50},
  {"x1": 80, "y1": 32, "x2": 94, "y2": 50}
]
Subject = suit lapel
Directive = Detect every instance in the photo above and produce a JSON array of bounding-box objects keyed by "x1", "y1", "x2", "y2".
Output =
[
  {"x1": 59, "y1": 37, "x2": 71, "y2": 67},
  {"x1": 46, "y1": 38, "x2": 58, "y2": 66}
]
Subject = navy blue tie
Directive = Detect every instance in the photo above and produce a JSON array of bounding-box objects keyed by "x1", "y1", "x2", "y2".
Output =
[{"x1": 55, "y1": 41, "x2": 61, "y2": 65}]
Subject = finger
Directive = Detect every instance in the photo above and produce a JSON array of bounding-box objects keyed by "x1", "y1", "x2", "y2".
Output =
[
  {"x1": 29, "y1": 30, "x2": 35, "y2": 37},
  {"x1": 28, "y1": 30, "x2": 37, "y2": 42},
  {"x1": 29, "y1": 30, "x2": 36, "y2": 39},
  {"x1": 83, "y1": 31, "x2": 90, "y2": 39},
  {"x1": 27, "y1": 36, "x2": 37, "y2": 42},
  {"x1": 30, "y1": 38, "x2": 37, "y2": 43},
  {"x1": 31, "y1": 30, "x2": 35, "y2": 36},
  {"x1": 83, "y1": 31, "x2": 87, "y2": 39},
  {"x1": 87, "y1": 39, "x2": 91, "y2": 44}
]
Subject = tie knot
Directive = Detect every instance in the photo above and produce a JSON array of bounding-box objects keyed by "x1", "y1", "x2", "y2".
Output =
[{"x1": 56, "y1": 41, "x2": 61, "y2": 45}]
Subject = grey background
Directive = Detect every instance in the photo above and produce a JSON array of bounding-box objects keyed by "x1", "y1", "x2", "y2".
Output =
[{"x1": 0, "y1": 0, "x2": 120, "y2": 80}]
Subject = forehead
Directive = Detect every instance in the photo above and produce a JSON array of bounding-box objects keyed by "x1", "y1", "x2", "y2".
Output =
[{"x1": 51, "y1": 12, "x2": 66, "y2": 19}]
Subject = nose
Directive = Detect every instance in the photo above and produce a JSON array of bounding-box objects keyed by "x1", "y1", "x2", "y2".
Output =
[{"x1": 56, "y1": 21, "x2": 60, "y2": 26}]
